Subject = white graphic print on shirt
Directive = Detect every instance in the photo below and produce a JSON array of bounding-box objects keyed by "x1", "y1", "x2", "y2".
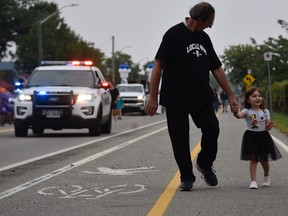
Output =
[
  {"x1": 186, "y1": 43, "x2": 207, "y2": 57},
  {"x1": 244, "y1": 108, "x2": 270, "y2": 131}
]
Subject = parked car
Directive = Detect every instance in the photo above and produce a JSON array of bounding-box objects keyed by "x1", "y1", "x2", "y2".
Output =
[{"x1": 117, "y1": 83, "x2": 147, "y2": 115}]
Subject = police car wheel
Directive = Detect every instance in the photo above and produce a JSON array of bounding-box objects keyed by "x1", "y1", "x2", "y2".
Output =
[
  {"x1": 101, "y1": 109, "x2": 112, "y2": 134},
  {"x1": 15, "y1": 125, "x2": 28, "y2": 137},
  {"x1": 89, "y1": 108, "x2": 102, "y2": 136}
]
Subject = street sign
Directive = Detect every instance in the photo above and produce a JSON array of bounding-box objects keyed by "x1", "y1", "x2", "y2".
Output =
[
  {"x1": 242, "y1": 74, "x2": 256, "y2": 86},
  {"x1": 264, "y1": 52, "x2": 272, "y2": 61}
]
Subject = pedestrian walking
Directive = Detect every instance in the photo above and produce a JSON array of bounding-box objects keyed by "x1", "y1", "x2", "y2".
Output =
[
  {"x1": 213, "y1": 88, "x2": 220, "y2": 112},
  {"x1": 109, "y1": 82, "x2": 120, "y2": 122},
  {"x1": 237, "y1": 93, "x2": 245, "y2": 110},
  {"x1": 234, "y1": 87, "x2": 282, "y2": 189},
  {"x1": 220, "y1": 90, "x2": 228, "y2": 112},
  {"x1": 116, "y1": 96, "x2": 123, "y2": 120},
  {"x1": 145, "y1": 2, "x2": 239, "y2": 191}
]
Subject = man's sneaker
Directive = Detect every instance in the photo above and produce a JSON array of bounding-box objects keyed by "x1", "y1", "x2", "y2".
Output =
[
  {"x1": 249, "y1": 181, "x2": 258, "y2": 189},
  {"x1": 179, "y1": 180, "x2": 193, "y2": 191},
  {"x1": 196, "y1": 163, "x2": 218, "y2": 186},
  {"x1": 262, "y1": 176, "x2": 271, "y2": 187}
]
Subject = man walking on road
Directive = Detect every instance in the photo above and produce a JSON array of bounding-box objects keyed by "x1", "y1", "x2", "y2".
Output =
[{"x1": 145, "y1": 2, "x2": 239, "y2": 191}]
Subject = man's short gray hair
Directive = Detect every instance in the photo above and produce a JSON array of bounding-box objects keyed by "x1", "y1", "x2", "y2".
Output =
[{"x1": 189, "y1": 2, "x2": 215, "y2": 21}]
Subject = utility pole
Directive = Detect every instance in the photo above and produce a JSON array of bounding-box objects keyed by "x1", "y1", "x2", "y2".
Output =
[
  {"x1": 264, "y1": 52, "x2": 273, "y2": 112},
  {"x1": 112, "y1": 36, "x2": 115, "y2": 84},
  {"x1": 37, "y1": 4, "x2": 78, "y2": 65}
]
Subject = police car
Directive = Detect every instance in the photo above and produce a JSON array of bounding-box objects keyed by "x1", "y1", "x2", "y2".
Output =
[{"x1": 14, "y1": 61, "x2": 112, "y2": 137}]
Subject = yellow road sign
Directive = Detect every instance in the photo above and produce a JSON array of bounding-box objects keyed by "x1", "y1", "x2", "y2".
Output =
[{"x1": 242, "y1": 74, "x2": 256, "y2": 86}]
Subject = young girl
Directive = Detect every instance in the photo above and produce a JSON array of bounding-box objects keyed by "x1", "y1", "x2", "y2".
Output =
[
  {"x1": 116, "y1": 96, "x2": 123, "y2": 120},
  {"x1": 234, "y1": 87, "x2": 282, "y2": 189}
]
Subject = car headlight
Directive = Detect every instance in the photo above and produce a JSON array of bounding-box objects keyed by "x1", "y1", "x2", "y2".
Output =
[
  {"x1": 137, "y1": 95, "x2": 144, "y2": 100},
  {"x1": 77, "y1": 94, "x2": 94, "y2": 102},
  {"x1": 19, "y1": 94, "x2": 32, "y2": 101}
]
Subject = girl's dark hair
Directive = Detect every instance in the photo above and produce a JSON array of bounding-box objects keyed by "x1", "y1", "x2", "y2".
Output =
[
  {"x1": 189, "y1": 2, "x2": 215, "y2": 21},
  {"x1": 244, "y1": 86, "x2": 266, "y2": 111}
]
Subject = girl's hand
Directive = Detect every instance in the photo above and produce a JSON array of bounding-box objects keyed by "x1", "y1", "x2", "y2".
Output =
[
  {"x1": 266, "y1": 121, "x2": 273, "y2": 130},
  {"x1": 233, "y1": 112, "x2": 239, "y2": 118},
  {"x1": 233, "y1": 110, "x2": 244, "y2": 119}
]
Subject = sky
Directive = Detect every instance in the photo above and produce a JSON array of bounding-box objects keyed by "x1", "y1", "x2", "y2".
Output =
[{"x1": 47, "y1": 0, "x2": 288, "y2": 66}]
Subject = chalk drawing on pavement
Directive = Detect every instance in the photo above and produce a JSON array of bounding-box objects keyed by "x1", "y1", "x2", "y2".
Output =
[
  {"x1": 82, "y1": 166, "x2": 159, "y2": 175},
  {"x1": 37, "y1": 184, "x2": 146, "y2": 200}
]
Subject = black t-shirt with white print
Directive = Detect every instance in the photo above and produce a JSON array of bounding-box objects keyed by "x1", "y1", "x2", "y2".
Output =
[{"x1": 155, "y1": 19, "x2": 222, "y2": 111}]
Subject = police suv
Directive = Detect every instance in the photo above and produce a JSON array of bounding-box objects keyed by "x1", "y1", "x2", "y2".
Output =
[{"x1": 14, "y1": 61, "x2": 112, "y2": 137}]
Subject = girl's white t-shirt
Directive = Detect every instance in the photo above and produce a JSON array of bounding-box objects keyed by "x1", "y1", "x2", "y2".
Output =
[{"x1": 242, "y1": 108, "x2": 270, "y2": 131}]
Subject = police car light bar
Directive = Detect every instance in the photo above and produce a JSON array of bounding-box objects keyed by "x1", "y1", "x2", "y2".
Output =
[
  {"x1": 71, "y1": 61, "x2": 93, "y2": 66},
  {"x1": 41, "y1": 60, "x2": 93, "y2": 66}
]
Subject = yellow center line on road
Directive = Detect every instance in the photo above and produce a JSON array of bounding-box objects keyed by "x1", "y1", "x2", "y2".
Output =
[
  {"x1": 147, "y1": 142, "x2": 201, "y2": 216},
  {"x1": 0, "y1": 128, "x2": 13, "y2": 133}
]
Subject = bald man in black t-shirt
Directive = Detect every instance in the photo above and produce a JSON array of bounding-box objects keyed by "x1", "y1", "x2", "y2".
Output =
[{"x1": 146, "y1": 2, "x2": 239, "y2": 191}]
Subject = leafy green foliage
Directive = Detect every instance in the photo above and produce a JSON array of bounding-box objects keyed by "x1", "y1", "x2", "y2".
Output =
[
  {"x1": 0, "y1": 1, "x2": 150, "y2": 83},
  {"x1": 220, "y1": 31, "x2": 288, "y2": 93},
  {"x1": 220, "y1": 21, "x2": 288, "y2": 113},
  {"x1": 272, "y1": 111, "x2": 288, "y2": 135},
  {"x1": 272, "y1": 80, "x2": 288, "y2": 113},
  {"x1": 221, "y1": 43, "x2": 263, "y2": 89},
  {"x1": 1, "y1": 1, "x2": 105, "y2": 74}
]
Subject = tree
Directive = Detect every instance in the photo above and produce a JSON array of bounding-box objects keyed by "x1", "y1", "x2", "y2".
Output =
[
  {"x1": 278, "y1": 19, "x2": 288, "y2": 33},
  {"x1": 0, "y1": 0, "x2": 38, "y2": 59},
  {"x1": 221, "y1": 34, "x2": 288, "y2": 93},
  {"x1": 260, "y1": 36, "x2": 288, "y2": 82},
  {"x1": 13, "y1": 1, "x2": 105, "y2": 73},
  {"x1": 220, "y1": 42, "x2": 263, "y2": 91}
]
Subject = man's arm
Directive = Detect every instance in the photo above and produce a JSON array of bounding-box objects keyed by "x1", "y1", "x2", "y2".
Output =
[
  {"x1": 212, "y1": 67, "x2": 239, "y2": 113},
  {"x1": 145, "y1": 60, "x2": 163, "y2": 116}
]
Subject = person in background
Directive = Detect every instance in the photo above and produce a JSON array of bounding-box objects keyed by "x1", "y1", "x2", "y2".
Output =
[
  {"x1": 116, "y1": 96, "x2": 123, "y2": 120},
  {"x1": 237, "y1": 93, "x2": 245, "y2": 110},
  {"x1": 108, "y1": 82, "x2": 120, "y2": 122},
  {"x1": 0, "y1": 94, "x2": 5, "y2": 126},
  {"x1": 234, "y1": 87, "x2": 282, "y2": 189},
  {"x1": 145, "y1": 2, "x2": 239, "y2": 191},
  {"x1": 213, "y1": 88, "x2": 220, "y2": 112},
  {"x1": 220, "y1": 90, "x2": 228, "y2": 112}
]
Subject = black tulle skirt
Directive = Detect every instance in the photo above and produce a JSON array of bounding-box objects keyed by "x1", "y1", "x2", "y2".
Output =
[{"x1": 240, "y1": 130, "x2": 282, "y2": 162}]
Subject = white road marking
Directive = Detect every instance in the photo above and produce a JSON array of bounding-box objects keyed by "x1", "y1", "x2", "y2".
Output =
[
  {"x1": 37, "y1": 184, "x2": 146, "y2": 199},
  {"x1": 272, "y1": 135, "x2": 288, "y2": 152},
  {"x1": 83, "y1": 166, "x2": 159, "y2": 175},
  {"x1": 0, "y1": 120, "x2": 167, "y2": 172},
  {"x1": 0, "y1": 126, "x2": 167, "y2": 200}
]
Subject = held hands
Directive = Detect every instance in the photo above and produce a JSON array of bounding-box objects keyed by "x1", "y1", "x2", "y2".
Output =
[{"x1": 229, "y1": 97, "x2": 240, "y2": 115}]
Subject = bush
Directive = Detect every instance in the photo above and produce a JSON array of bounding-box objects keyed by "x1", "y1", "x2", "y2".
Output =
[{"x1": 272, "y1": 80, "x2": 288, "y2": 114}]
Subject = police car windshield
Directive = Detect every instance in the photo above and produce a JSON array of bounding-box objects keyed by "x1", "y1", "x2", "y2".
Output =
[
  {"x1": 27, "y1": 70, "x2": 95, "y2": 88},
  {"x1": 118, "y1": 86, "x2": 143, "y2": 93}
]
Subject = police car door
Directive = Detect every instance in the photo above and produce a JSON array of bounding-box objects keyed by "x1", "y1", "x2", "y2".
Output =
[{"x1": 94, "y1": 68, "x2": 111, "y2": 116}]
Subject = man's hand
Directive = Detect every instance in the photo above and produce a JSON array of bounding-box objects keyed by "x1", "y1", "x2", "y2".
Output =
[
  {"x1": 229, "y1": 96, "x2": 240, "y2": 114},
  {"x1": 145, "y1": 96, "x2": 158, "y2": 116}
]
